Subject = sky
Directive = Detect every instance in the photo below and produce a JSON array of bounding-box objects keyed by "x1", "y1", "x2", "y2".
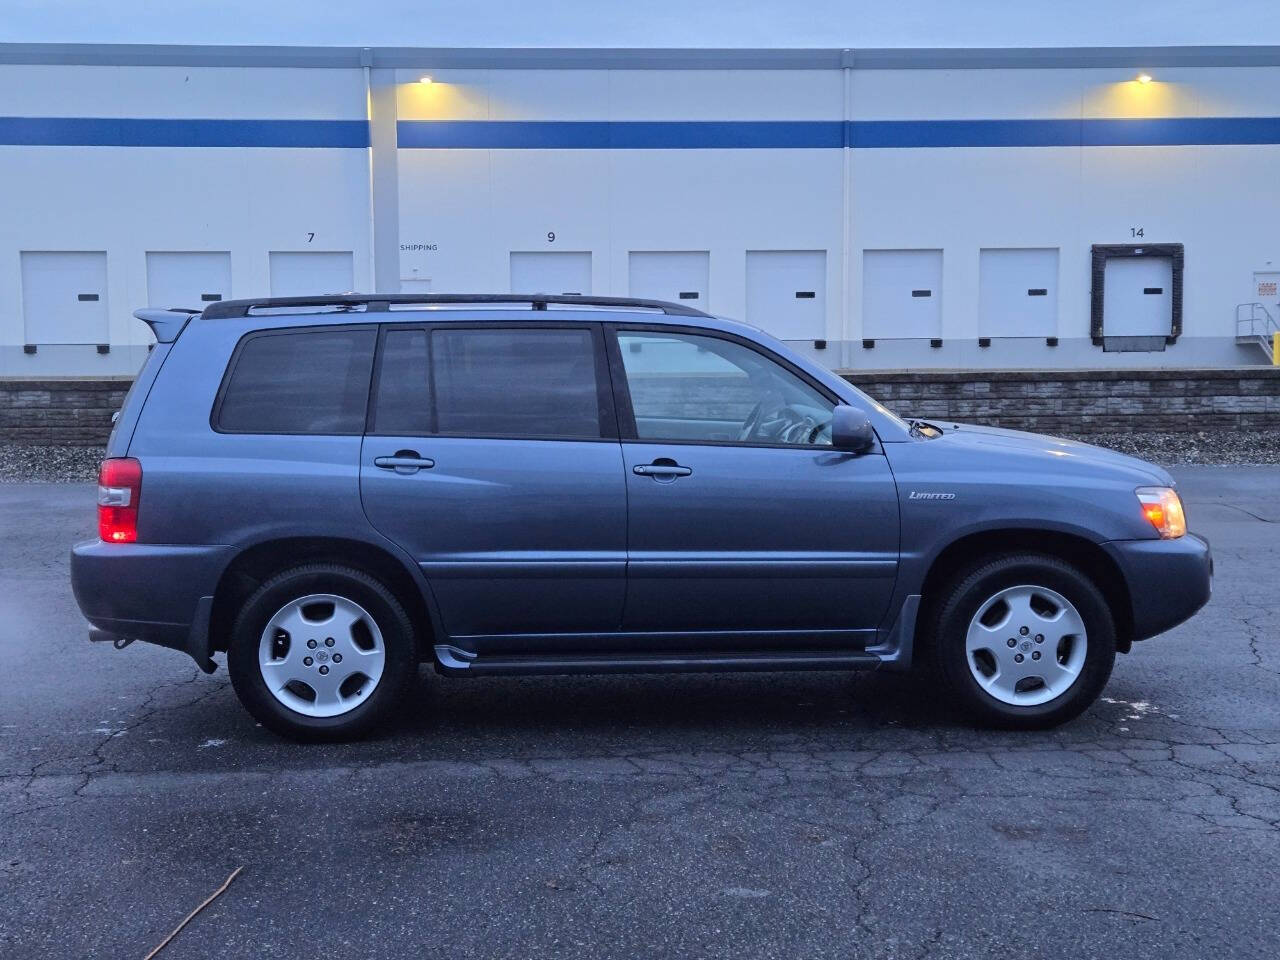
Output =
[{"x1": 2, "y1": 0, "x2": 1279, "y2": 48}]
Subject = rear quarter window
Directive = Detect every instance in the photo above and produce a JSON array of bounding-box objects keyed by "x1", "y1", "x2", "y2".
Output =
[{"x1": 215, "y1": 326, "x2": 377, "y2": 435}]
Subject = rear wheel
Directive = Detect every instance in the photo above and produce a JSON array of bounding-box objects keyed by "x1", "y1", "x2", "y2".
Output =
[
  {"x1": 928, "y1": 554, "x2": 1116, "y2": 729},
  {"x1": 227, "y1": 564, "x2": 416, "y2": 741}
]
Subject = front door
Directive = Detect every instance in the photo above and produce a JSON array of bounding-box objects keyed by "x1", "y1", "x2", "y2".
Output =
[
  {"x1": 360, "y1": 322, "x2": 625, "y2": 650},
  {"x1": 609, "y1": 327, "x2": 900, "y2": 647}
]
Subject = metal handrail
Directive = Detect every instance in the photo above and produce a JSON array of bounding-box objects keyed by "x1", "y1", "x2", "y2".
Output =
[{"x1": 1235, "y1": 301, "x2": 1279, "y2": 338}]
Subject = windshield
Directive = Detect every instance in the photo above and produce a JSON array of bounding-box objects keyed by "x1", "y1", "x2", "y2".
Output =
[{"x1": 842, "y1": 380, "x2": 911, "y2": 434}]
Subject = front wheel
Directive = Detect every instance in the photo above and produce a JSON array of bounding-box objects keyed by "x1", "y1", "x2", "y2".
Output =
[
  {"x1": 928, "y1": 554, "x2": 1116, "y2": 729},
  {"x1": 227, "y1": 564, "x2": 417, "y2": 741}
]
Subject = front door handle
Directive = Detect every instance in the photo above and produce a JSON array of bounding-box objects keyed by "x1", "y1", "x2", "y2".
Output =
[
  {"x1": 633, "y1": 459, "x2": 692, "y2": 482},
  {"x1": 374, "y1": 451, "x2": 436, "y2": 475}
]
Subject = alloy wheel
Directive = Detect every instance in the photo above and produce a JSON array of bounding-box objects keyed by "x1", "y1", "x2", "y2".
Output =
[
  {"x1": 964, "y1": 584, "x2": 1088, "y2": 707},
  {"x1": 257, "y1": 593, "x2": 386, "y2": 718}
]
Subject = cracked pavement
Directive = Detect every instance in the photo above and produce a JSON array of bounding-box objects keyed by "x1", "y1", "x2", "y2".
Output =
[{"x1": 1, "y1": 467, "x2": 1278, "y2": 958}]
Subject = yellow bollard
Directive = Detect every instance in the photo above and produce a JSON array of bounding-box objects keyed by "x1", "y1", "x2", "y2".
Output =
[{"x1": 1274, "y1": 331, "x2": 1280, "y2": 366}]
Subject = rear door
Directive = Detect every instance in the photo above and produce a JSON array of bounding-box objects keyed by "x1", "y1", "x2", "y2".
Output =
[
  {"x1": 609, "y1": 326, "x2": 899, "y2": 646},
  {"x1": 360, "y1": 321, "x2": 627, "y2": 649}
]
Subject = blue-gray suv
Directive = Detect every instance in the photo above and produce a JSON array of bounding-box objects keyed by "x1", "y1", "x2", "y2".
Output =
[{"x1": 71, "y1": 294, "x2": 1212, "y2": 740}]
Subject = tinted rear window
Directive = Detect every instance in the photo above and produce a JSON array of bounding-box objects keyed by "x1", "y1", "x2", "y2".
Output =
[
  {"x1": 216, "y1": 327, "x2": 376, "y2": 434},
  {"x1": 372, "y1": 326, "x2": 603, "y2": 439}
]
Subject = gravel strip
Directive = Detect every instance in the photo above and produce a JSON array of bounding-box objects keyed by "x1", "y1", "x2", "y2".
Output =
[
  {"x1": 0, "y1": 445, "x2": 105, "y2": 483},
  {"x1": 1056, "y1": 430, "x2": 1280, "y2": 466},
  {"x1": 1, "y1": 430, "x2": 1277, "y2": 484}
]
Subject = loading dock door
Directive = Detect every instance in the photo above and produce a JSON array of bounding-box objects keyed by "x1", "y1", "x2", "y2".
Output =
[
  {"x1": 268, "y1": 251, "x2": 355, "y2": 297},
  {"x1": 1103, "y1": 257, "x2": 1173, "y2": 337},
  {"x1": 629, "y1": 251, "x2": 709, "y2": 307},
  {"x1": 146, "y1": 252, "x2": 232, "y2": 310},
  {"x1": 862, "y1": 250, "x2": 943, "y2": 340},
  {"x1": 510, "y1": 251, "x2": 592, "y2": 296},
  {"x1": 745, "y1": 250, "x2": 826, "y2": 341},
  {"x1": 979, "y1": 248, "x2": 1058, "y2": 338},
  {"x1": 20, "y1": 251, "x2": 108, "y2": 345}
]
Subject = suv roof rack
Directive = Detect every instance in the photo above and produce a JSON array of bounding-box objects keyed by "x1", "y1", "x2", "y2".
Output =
[{"x1": 201, "y1": 293, "x2": 712, "y2": 320}]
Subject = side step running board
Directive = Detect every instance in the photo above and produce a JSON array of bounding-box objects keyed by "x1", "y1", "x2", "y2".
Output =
[{"x1": 434, "y1": 644, "x2": 883, "y2": 676}]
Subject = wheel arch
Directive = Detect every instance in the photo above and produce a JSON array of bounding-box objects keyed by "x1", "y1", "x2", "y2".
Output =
[
  {"x1": 209, "y1": 536, "x2": 437, "y2": 660},
  {"x1": 915, "y1": 528, "x2": 1135, "y2": 655}
]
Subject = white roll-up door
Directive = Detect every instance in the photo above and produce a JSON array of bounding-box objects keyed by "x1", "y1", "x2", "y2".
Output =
[
  {"x1": 979, "y1": 248, "x2": 1058, "y2": 338},
  {"x1": 146, "y1": 252, "x2": 232, "y2": 310},
  {"x1": 21, "y1": 251, "x2": 108, "y2": 345},
  {"x1": 745, "y1": 250, "x2": 826, "y2": 341},
  {"x1": 510, "y1": 251, "x2": 592, "y2": 296},
  {"x1": 1103, "y1": 257, "x2": 1173, "y2": 337},
  {"x1": 268, "y1": 251, "x2": 355, "y2": 297},
  {"x1": 629, "y1": 251, "x2": 709, "y2": 308},
  {"x1": 862, "y1": 249, "x2": 942, "y2": 340}
]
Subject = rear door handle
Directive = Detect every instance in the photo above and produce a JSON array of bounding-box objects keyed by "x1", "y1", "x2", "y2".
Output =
[
  {"x1": 374, "y1": 452, "x2": 435, "y2": 475},
  {"x1": 633, "y1": 460, "x2": 692, "y2": 481}
]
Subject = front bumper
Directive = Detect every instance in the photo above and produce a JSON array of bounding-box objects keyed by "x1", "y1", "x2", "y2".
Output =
[
  {"x1": 1104, "y1": 532, "x2": 1212, "y2": 642},
  {"x1": 70, "y1": 539, "x2": 231, "y2": 671}
]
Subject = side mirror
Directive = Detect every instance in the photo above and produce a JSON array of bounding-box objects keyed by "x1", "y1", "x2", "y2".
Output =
[{"x1": 831, "y1": 405, "x2": 876, "y2": 453}]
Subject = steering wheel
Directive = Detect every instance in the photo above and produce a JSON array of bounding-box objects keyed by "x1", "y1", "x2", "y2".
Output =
[
  {"x1": 738, "y1": 390, "x2": 788, "y2": 442},
  {"x1": 806, "y1": 417, "x2": 832, "y2": 445},
  {"x1": 737, "y1": 399, "x2": 766, "y2": 441},
  {"x1": 781, "y1": 415, "x2": 817, "y2": 445}
]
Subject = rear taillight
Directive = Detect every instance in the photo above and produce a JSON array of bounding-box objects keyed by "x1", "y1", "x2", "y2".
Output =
[{"x1": 98, "y1": 458, "x2": 142, "y2": 543}]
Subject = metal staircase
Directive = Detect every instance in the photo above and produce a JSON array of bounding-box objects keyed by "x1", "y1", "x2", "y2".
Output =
[{"x1": 1235, "y1": 302, "x2": 1280, "y2": 363}]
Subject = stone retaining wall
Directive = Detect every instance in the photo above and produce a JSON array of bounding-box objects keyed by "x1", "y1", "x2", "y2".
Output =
[
  {"x1": 0, "y1": 379, "x2": 131, "y2": 445},
  {"x1": 2, "y1": 368, "x2": 1278, "y2": 445},
  {"x1": 841, "y1": 368, "x2": 1280, "y2": 435}
]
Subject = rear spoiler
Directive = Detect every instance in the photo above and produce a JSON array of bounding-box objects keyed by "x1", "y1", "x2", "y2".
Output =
[{"x1": 133, "y1": 307, "x2": 200, "y2": 343}]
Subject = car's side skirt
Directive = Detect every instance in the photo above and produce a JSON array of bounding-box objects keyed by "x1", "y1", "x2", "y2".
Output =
[{"x1": 434, "y1": 643, "x2": 882, "y2": 676}]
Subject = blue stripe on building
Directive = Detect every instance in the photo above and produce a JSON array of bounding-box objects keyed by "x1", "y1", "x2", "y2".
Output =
[
  {"x1": 0, "y1": 117, "x2": 370, "y2": 147},
  {"x1": 849, "y1": 119, "x2": 1083, "y2": 148},
  {"x1": 3, "y1": 116, "x2": 1280, "y2": 149},
  {"x1": 1082, "y1": 117, "x2": 1280, "y2": 145},
  {"x1": 851, "y1": 116, "x2": 1280, "y2": 147},
  {"x1": 395, "y1": 120, "x2": 846, "y2": 149},
  {"x1": 400, "y1": 117, "x2": 1280, "y2": 148}
]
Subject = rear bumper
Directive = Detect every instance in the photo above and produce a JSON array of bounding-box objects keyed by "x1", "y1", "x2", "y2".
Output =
[
  {"x1": 70, "y1": 539, "x2": 231, "y2": 670},
  {"x1": 1104, "y1": 533, "x2": 1212, "y2": 642}
]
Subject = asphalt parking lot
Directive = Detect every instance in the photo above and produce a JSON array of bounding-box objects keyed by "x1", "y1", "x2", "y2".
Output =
[{"x1": 2, "y1": 467, "x2": 1278, "y2": 959}]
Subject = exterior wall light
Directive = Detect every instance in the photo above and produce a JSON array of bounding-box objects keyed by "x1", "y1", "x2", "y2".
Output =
[
  {"x1": 1136, "y1": 73, "x2": 1153, "y2": 84},
  {"x1": 419, "y1": 75, "x2": 434, "y2": 84}
]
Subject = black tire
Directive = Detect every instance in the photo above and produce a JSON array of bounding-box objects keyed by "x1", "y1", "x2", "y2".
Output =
[
  {"x1": 926, "y1": 553, "x2": 1116, "y2": 729},
  {"x1": 227, "y1": 563, "x2": 417, "y2": 741}
]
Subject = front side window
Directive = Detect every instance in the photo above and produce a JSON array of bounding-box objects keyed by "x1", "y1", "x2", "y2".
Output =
[
  {"x1": 373, "y1": 326, "x2": 604, "y2": 439},
  {"x1": 616, "y1": 330, "x2": 835, "y2": 446},
  {"x1": 217, "y1": 327, "x2": 376, "y2": 434}
]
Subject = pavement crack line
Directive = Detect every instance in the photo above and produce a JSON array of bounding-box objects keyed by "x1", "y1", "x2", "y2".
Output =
[
  {"x1": 1083, "y1": 907, "x2": 1160, "y2": 923},
  {"x1": 1212, "y1": 501, "x2": 1278, "y2": 523},
  {"x1": 2, "y1": 669, "x2": 230, "y2": 824}
]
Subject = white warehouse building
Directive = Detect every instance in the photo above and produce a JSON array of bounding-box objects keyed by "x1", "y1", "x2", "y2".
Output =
[{"x1": 2, "y1": 42, "x2": 1279, "y2": 376}]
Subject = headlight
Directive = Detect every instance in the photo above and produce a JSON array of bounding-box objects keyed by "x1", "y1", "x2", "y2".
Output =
[{"x1": 1135, "y1": 486, "x2": 1186, "y2": 539}]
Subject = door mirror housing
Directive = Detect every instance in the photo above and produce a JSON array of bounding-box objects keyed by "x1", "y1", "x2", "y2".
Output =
[{"x1": 831, "y1": 405, "x2": 876, "y2": 453}]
